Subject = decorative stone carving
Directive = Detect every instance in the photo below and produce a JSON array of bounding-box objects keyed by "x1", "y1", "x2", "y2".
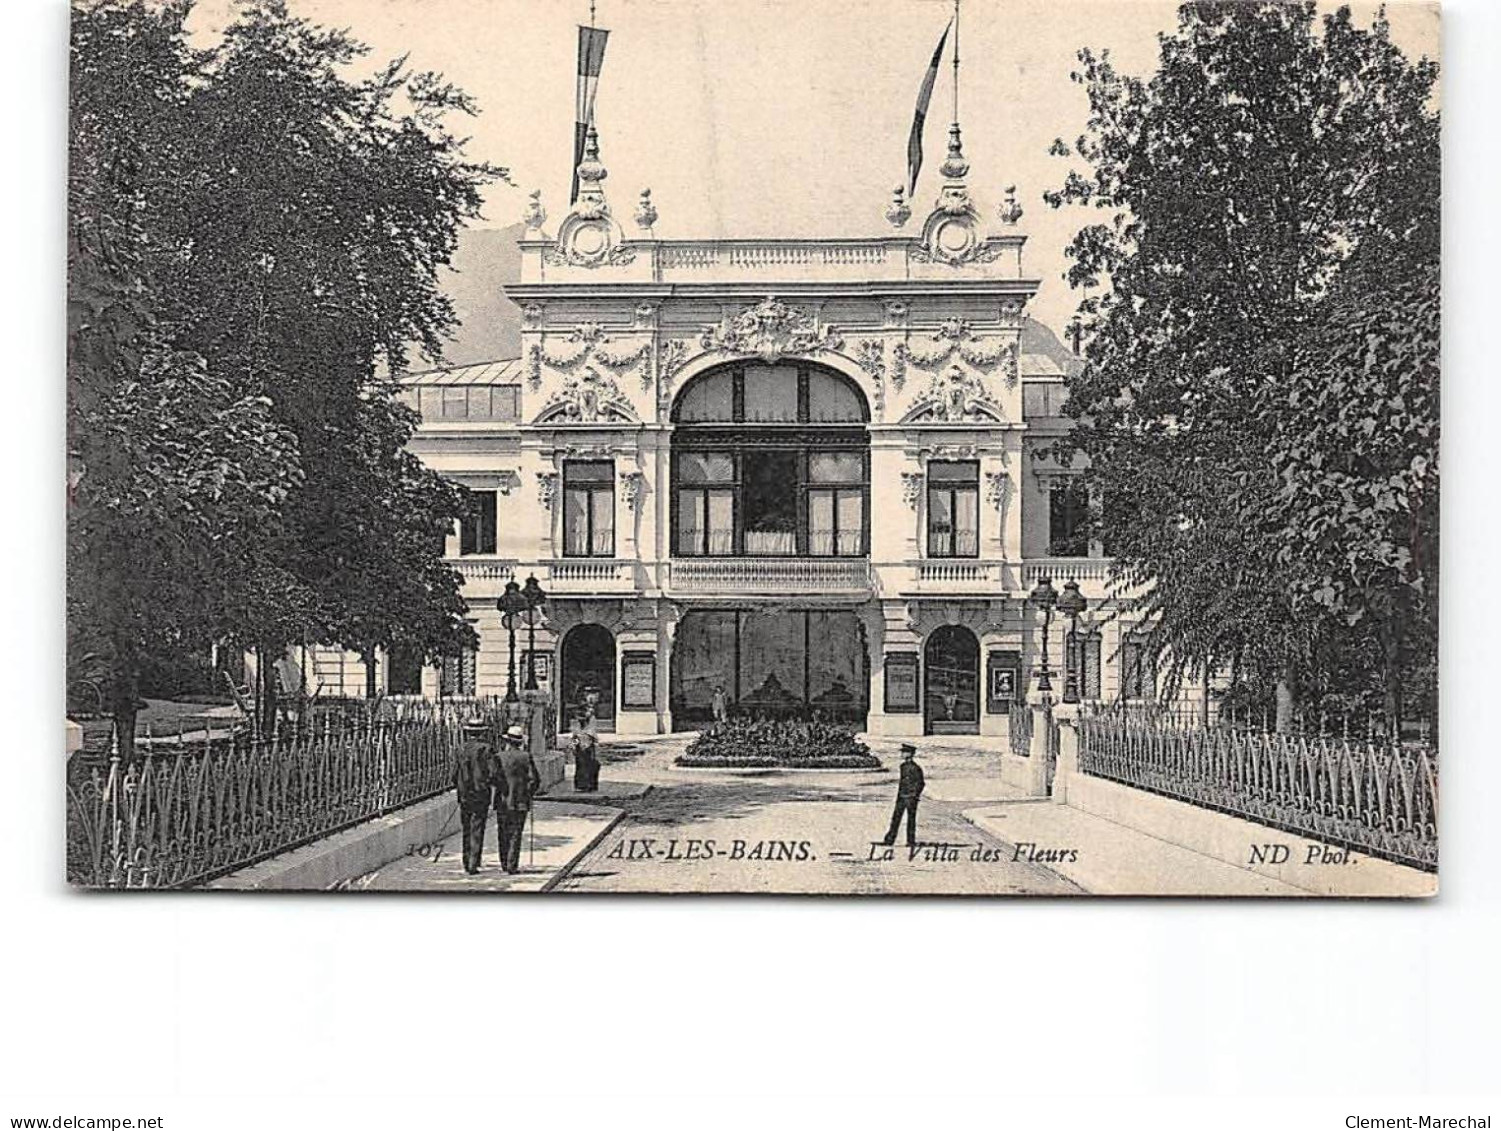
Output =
[
  {"x1": 619, "y1": 470, "x2": 645, "y2": 512},
  {"x1": 656, "y1": 338, "x2": 689, "y2": 408},
  {"x1": 997, "y1": 185, "x2": 1024, "y2": 226},
  {"x1": 634, "y1": 188, "x2": 658, "y2": 232},
  {"x1": 903, "y1": 364, "x2": 1007, "y2": 424},
  {"x1": 535, "y1": 366, "x2": 638, "y2": 424},
  {"x1": 892, "y1": 321, "x2": 1019, "y2": 388},
  {"x1": 854, "y1": 339, "x2": 886, "y2": 417},
  {"x1": 544, "y1": 243, "x2": 636, "y2": 269},
  {"x1": 985, "y1": 469, "x2": 1011, "y2": 510},
  {"x1": 548, "y1": 125, "x2": 635, "y2": 269},
  {"x1": 520, "y1": 303, "x2": 546, "y2": 330},
  {"x1": 884, "y1": 185, "x2": 911, "y2": 228},
  {"x1": 908, "y1": 123, "x2": 1019, "y2": 269},
  {"x1": 700, "y1": 297, "x2": 843, "y2": 363},
  {"x1": 530, "y1": 322, "x2": 652, "y2": 389},
  {"x1": 495, "y1": 469, "x2": 522, "y2": 496},
  {"x1": 522, "y1": 190, "x2": 547, "y2": 233},
  {"x1": 882, "y1": 299, "x2": 910, "y2": 330},
  {"x1": 634, "y1": 302, "x2": 658, "y2": 327},
  {"x1": 900, "y1": 471, "x2": 925, "y2": 510},
  {"x1": 535, "y1": 471, "x2": 559, "y2": 509}
]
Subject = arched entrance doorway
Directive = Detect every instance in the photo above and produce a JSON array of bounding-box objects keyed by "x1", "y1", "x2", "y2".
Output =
[
  {"x1": 924, "y1": 625, "x2": 979, "y2": 735},
  {"x1": 560, "y1": 624, "x2": 615, "y2": 732}
]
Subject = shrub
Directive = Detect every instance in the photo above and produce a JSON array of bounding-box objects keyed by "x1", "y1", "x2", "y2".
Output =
[{"x1": 676, "y1": 717, "x2": 880, "y2": 769}]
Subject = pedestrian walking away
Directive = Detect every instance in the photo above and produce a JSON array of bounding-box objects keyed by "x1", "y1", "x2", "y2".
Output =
[
  {"x1": 881, "y1": 742, "x2": 925, "y2": 849},
  {"x1": 453, "y1": 715, "x2": 496, "y2": 874},
  {"x1": 494, "y1": 724, "x2": 543, "y2": 873}
]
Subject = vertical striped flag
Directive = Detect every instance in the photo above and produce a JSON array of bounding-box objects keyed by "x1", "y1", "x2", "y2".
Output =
[
  {"x1": 907, "y1": 20, "x2": 953, "y2": 199},
  {"x1": 571, "y1": 24, "x2": 610, "y2": 204}
]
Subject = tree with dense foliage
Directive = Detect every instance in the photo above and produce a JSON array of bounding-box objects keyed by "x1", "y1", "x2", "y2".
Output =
[
  {"x1": 69, "y1": 0, "x2": 304, "y2": 753},
  {"x1": 1045, "y1": 1, "x2": 1439, "y2": 731},
  {"x1": 68, "y1": 0, "x2": 504, "y2": 742}
]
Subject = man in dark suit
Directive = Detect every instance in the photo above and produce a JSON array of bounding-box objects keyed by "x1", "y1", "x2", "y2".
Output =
[
  {"x1": 453, "y1": 716, "x2": 495, "y2": 874},
  {"x1": 494, "y1": 724, "x2": 542, "y2": 873},
  {"x1": 882, "y1": 743, "x2": 925, "y2": 848}
]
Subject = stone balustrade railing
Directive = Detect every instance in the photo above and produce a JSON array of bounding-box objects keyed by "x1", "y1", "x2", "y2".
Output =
[
  {"x1": 522, "y1": 235, "x2": 1027, "y2": 285},
  {"x1": 669, "y1": 557, "x2": 871, "y2": 595}
]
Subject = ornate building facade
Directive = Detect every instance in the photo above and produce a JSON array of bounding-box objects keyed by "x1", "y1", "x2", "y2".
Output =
[{"x1": 312, "y1": 123, "x2": 1158, "y2": 738}]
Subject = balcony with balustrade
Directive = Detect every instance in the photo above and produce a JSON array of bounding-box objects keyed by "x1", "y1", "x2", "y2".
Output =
[
  {"x1": 447, "y1": 557, "x2": 518, "y2": 600},
  {"x1": 892, "y1": 559, "x2": 1005, "y2": 596},
  {"x1": 1021, "y1": 557, "x2": 1120, "y2": 599},
  {"x1": 667, "y1": 557, "x2": 872, "y2": 599},
  {"x1": 518, "y1": 234, "x2": 1031, "y2": 289},
  {"x1": 540, "y1": 558, "x2": 640, "y2": 594}
]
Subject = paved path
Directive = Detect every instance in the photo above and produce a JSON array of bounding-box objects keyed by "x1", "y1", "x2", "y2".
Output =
[
  {"x1": 344, "y1": 800, "x2": 623, "y2": 893},
  {"x1": 552, "y1": 736, "x2": 1080, "y2": 895}
]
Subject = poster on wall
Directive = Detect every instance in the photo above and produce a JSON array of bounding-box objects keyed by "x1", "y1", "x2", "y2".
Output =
[
  {"x1": 621, "y1": 651, "x2": 656, "y2": 710},
  {"x1": 521, "y1": 650, "x2": 552, "y2": 692},
  {"x1": 884, "y1": 652, "x2": 920, "y2": 713},
  {"x1": 987, "y1": 650, "x2": 1021, "y2": 713}
]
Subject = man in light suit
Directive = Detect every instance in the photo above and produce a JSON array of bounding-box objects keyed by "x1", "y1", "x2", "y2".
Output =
[{"x1": 494, "y1": 724, "x2": 542, "y2": 873}]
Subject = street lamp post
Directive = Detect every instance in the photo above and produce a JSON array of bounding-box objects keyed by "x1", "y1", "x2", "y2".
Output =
[
  {"x1": 497, "y1": 580, "x2": 528, "y2": 704},
  {"x1": 1057, "y1": 578, "x2": 1088, "y2": 705},
  {"x1": 1029, "y1": 576, "x2": 1059, "y2": 695},
  {"x1": 521, "y1": 574, "x2": 547, "y2": 692}
]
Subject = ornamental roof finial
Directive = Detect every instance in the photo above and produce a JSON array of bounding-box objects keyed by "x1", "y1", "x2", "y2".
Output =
[{"x1": 940, "y1": 122, "x2": 970, "y2": 182}]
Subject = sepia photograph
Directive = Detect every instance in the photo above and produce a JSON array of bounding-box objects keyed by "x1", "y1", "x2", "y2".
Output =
[
  {"x1": 61, "y1": 0, "x2": 1444, "y2": 898},
  {"x1": 8, "y1": 0, "x2": 1499, "y2": 1125}
]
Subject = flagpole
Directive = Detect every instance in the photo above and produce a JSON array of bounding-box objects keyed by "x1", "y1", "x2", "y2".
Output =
[{"x1": 952, "y1": 0, "x2": 960, "y2": 125}]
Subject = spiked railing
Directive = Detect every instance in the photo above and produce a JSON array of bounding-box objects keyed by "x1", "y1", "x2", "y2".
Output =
[
  {"x1": 1076, "y1": 709, "x2": 1438, "y2": 871},
  {"x1": 66, "y1": 698, "x2": 516, "y2": 889}
]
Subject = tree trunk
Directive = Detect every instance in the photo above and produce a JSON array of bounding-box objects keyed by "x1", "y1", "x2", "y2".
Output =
[
  {"x1": 1382, "y1": 600, "x2": 1405, "y2": 744},
  {"x1": 1274, "y1": 662, "x2": 1297, "y2": 734},
  {"x1": 256, "y1": 644, "x2": 280, "y2": 737},
  {"x1": 363, "y1": 647, "x2": 378, "y2": 700},
  {"x1": 111, "y1": 686, "x2": 139, "y2": 763}
]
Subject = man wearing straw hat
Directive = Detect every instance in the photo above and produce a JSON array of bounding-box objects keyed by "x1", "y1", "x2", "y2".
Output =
[
  {"x1": 453, "y1": 714, "x2": 496, "y2": 875},
  {"x1": 493, "y1": 724, "x2": 541, "y2": 874}
]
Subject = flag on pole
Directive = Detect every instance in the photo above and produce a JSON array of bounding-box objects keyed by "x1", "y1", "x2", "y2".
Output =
[
  {"x1": 907, "y1": 20, "x2": 953, "y2": 199},
  {"x1": 571, "y1": 24, "x2": 610, "y2": 205}
]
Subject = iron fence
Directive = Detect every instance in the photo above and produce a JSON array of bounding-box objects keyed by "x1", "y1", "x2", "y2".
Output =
[
  {"x1": 1076, "y1": 711, "x2": 1438, "y2": 871},
  {"x1": 66, "y1": 696, "x2": 517, "y2": 889}
]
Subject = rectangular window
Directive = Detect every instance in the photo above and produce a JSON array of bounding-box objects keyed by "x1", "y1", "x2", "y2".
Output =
[
  {"x1": 1066, "y1": 631, "x2": 1103, "y2": 701},
  {"x1": 563, "y1": 460, "x2": 615, "y2": 558},
  {"x1": 459, "y1": 489, "x2": 497, "y2": 556},
  {"x1": 742, "y1": 450, "x2": 798, "y2": 555},
  {"x1": 807, "y1": 451, "x2": 865, "y2": 557},
  {"x1": 676, "y1": 452, "x2": 736, "y2": 556},
  {"x1": 1049, "y1": 479, "x2": 1091, "y2": 557},
  {"x1": 927, "y1": 461, "x2": 980, "y2": 558},
  {"x1": 1121, "y1": 635, "x2": 1156, "y2": 701},
  {"x1": 441, "y1": 639, "x2": 477, "y2": 697}
]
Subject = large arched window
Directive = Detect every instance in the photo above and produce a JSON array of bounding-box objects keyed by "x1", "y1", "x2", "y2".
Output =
[{"x1": 671, "y1": 363, "x2": 869, "y2": 557}]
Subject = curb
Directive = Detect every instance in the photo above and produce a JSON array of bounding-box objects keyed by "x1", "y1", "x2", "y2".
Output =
[{"x1": 540, "y1": 808, "x2": 628, "y2": 893}]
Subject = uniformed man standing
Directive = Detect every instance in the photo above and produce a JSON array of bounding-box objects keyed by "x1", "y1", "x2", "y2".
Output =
[
  {"x1": 881, "y1": 743, "x2": 926, "y2": 848},
  {"x1": 453, "y1": 715, "x2": 496, "y2": 875},
  {"x1": 494, "y1": 724, "x2": 542, "y2": 873}
]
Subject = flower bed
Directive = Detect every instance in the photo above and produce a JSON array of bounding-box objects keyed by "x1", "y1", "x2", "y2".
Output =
[{"x1": 675, "y1": 718, "x2": 880, "y2": 769}]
